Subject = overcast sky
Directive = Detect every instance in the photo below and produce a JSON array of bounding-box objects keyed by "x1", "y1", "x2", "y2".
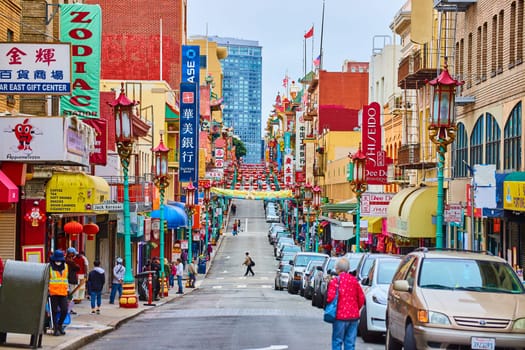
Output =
[{"x1": 187, "y1": 0, "x2": 406, "y2": 131}]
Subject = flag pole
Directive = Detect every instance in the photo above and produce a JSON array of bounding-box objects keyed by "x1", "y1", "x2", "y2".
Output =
[
  {"x1": 311, "y1": 22, "x2": 315, "y2": 71},
  {"x1": 304, "y1": 37, "x2": 306, "y2": 79},
  {"x1": 319, "y1": 0, "x2": 325, "y2": 70}
]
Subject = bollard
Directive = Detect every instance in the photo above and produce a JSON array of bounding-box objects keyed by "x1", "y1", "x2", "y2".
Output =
[{"x1": 144, "y1": 272, "x2": 156, "y2": 306}]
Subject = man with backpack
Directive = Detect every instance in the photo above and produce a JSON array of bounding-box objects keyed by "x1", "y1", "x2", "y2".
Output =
[{"x1": 243, "y1": 252, "x2": 255, "y2": 276}]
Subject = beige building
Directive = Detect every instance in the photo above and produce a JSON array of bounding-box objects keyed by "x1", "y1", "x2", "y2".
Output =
[{"x1": 0, "y1": 0, "x2": 21, "y2": 113}]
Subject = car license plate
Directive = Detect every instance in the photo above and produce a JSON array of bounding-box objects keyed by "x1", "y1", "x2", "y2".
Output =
[{"x1": 471, "y1": 337, "x2": 495, "y2": 350}]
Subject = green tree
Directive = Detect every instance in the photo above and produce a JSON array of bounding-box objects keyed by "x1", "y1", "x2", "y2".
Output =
[{"x1": 232, "y1": 137, "x2": 247, "y2": 159}]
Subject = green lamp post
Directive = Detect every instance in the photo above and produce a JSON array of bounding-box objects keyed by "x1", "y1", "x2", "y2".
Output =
[
  {"x1": 427, "y1": 59, "x2": 461, "y2": 249},
  {"x1": 294, "y1": 184, "x2": 302, "y2": 242},
  {"x1": 349, "y1": 146, "x2": 367, "y2": 253},
  {"x1": 110, "y1": 83, "x2": 139, "y2": 308},
  {"x1": 153, "y1": 132, "x2": 170, "y2": 296},
  {"x1": 312, "y1": 185, "x2": 322, "y2": 252},
  {"x1": 303, "y1": 183, "x2": 313, "y2": 252},
  {"x1": 185, "y1": 182, "x2": 196, "y2": 262},
  {"x1": 203, "y1": 181, "x2": 211, "y2": 254}
]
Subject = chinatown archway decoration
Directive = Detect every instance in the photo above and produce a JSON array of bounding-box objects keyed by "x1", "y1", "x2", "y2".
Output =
[{"x1": 211, "y1": 187, "x2": 293, "y2": 200}]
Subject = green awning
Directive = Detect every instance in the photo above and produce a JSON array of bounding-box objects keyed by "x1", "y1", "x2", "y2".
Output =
[
  {"x1": 320, "y1": 203, "x2": 358, "y2": 213},
  {"x1": 165, "y1": 103, "x2": 179, "y2": 120},
  {"x1": 505, "y1": 172, "x2": 525, "y2": 181}
]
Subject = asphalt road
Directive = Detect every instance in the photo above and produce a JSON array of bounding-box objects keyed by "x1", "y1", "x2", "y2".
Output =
[{"x1": 84, "y1": 199, "x2": 384, "y2": 350}]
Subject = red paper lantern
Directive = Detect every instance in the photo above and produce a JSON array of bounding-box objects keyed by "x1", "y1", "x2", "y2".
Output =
[
  {"x1": 83, "y1": 223, "x2": 100, "y2": 240},
  {"x1": 64, "y1": 221, "x2": 83, "y2": 235}
]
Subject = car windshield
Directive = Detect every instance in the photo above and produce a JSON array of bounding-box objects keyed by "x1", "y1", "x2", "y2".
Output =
[
  {"x1": 281, "y1": 265, "x2": 291, "y2": 273},
  {"x1": 327, "y1": 259, "x2": 337, "y2": 272},
  {"x1": 348, "y1": 253, "x2": 364, "y2": 271},
  {"x1": 282, "y1": 253, "x2": 296, "y2": 262},
  {"x1": 295, "y1": 255, "x2": 326, "y2": 267},
  {"x1": 361, "y1": 256, "x2": 377, "y2": 278},
  {"x1": 283, "y1": 245, "x2": 300, "y2": 253},
  {"x1": 419, "y1": 258, "x2": 525, "y2": 293},
  {"x1": 377, "y1": 260, "x2": 400, "y2": 285}
]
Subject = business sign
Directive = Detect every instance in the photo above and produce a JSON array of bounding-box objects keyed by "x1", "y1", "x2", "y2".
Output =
[
  {"x1": 362, "y1": 102, "x2": 387, "y2": 184},
  {"x1": 82, "y1": 118, "x2": 107, "y2": 165},
  {"x1": 444, "y1": 203, "x2": 463, "y2": 224},
  {"x1": 0, "y1": 43, "x2": 71, "y2": 94},
  {"x1": 92, "y1": 202, "x2": 123, "y2": 211},
  {"x1": 361, "y1": 192, "x2": 395, "y2": 216},
  {"x1": 283, "y1": 155, "x2": 294, "y2": 186},
  {"x1": 179, "y1": 82, "x2": 199, "y2": 184},
  {"x1": 0, "y1": 117, "x2": 92, "y2": 165},
  {"x1": 215, "y1": 158, "x2": 224, "y2": 168},
  {"x1": 215, "y1": 147, "x2": 225, "y2": 159},
  {"x1": 504, "y1": 181, "x2": 525, "y2": 212},
  {"x1": 181, "y1": 45, "x2": 200, "y2": 84},
  {"x1": 60, "y1": 4, "x2": 102, "y2": 118},
  {"x1": 295, "y1": 112, "x2": 306, "y2": 170}
]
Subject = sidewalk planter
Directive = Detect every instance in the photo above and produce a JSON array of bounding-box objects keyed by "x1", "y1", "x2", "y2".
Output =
[{"x1": 0, "y1": 260, "x2": 50, "y2": 348}]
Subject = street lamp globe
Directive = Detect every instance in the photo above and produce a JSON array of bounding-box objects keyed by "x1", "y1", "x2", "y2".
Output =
[
  {"x1": 351, "y1": 148, "x2": 367, "y2": 186},
  {"x1": 153, "y1": 134, "x2": 170, "y2": 179},
  {"x1": 304, "y1": 182, "x2": 313, "y2": 203},
  {"x1": 185, "y1": 182, "x2": 196, "y2": 210},
  {"x1": 203, "y1": 181, "x2": 211, "y2": 204},
  {"x1": 312, "y1": 185, "x2": 321, "y2": 209}
]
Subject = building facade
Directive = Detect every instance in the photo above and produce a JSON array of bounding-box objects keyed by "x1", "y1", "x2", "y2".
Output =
[{"x1": 209, "y1": 36, "x2": 262, "y2": 164}]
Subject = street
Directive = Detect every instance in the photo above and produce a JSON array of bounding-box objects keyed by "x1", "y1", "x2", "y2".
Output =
[{"x1": 83, "y1": 199, "x2": 384, "y2": 350}]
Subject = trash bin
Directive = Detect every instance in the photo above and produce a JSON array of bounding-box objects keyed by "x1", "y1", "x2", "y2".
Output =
[
  {"x1": 135, "y1": 271, "x2": 154, "y2": 301},
  {"x1": 197, "y1": 258, "x2": 207, "y2": 274},
  {"x1": 0, "y1": 260, "x2": 49, "y2": 348}
]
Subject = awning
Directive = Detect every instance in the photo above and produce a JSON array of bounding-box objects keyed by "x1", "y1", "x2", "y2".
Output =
[
  {"x1": 46, "y1": 173, "x2": 110, "y2": 213},
  {"x1": 503, "y1": 172, "x2": 525, "y2": 211},
  {"x1": 362, "y1": 216, "x2": 382, "y2": 234},
  {"x1": 150, "y1": 204, "x2": 188, "y2": 229},
  {"x1": 0, "y1": 170, "x2": 18, "y2": 203},
  {"x1": 387, "y1": 186, "x2": 437, "y2": 238}
]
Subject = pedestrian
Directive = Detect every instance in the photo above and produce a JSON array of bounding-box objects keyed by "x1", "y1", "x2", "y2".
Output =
[
  {"x1": 109, "y1": 257, "x2": 125, "y2": 304},
  {"x1": 86, "y1": 260, "x2": 105, "y2": 314},
  {"x1": 243, "y1": 252, "x2": 255, "y2": 276},
  {"x1": 65, "y1": 247, "x2": 80, "y2": 314},
  {"x1": 237, "y1": 219, "x2": 242, "y2": 232},
  {"x1": 207, "y1": 243, "x2": 213, "y2": 260},
  {"x1": 181, "y1": 249, "x2": 188, "y2": 267},
  {"x1": 73, "y1": 250, "x2": 89, "y2": 303},
  {"x1": 48, "y1": 250, "x2": 69, "y2": 336},
  {"x1": 231, "y1": 203, "x2": 236, "y2": 215},
  {"x1": 142, "y1": 259, "x2": 151, "y2": 272},
  {"x1": 187, "y1": 257, "x2": 197, "y2": 288},
  {"x1": 170, "y1": 261, "x2": 177, "y2": 288},
  {"x1": 150, "y1": 257, "x2": 161, "y2": 300},
  {"x1": 326, "y1": 257, "x2": 365, "y2": 350},
  {"x1": 176, "y1": 258, "x2": 184, "y2": 294},
  {"x1": 232, "y1": 221, "x2": 238, "y2": 236}
]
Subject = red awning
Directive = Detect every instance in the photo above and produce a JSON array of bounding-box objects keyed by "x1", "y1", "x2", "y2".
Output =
[{"x1": 0, "y1": 170, "x2": 18, "y2": 203}]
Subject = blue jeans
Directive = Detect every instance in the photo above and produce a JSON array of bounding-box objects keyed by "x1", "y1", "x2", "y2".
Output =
[
  {"x1": 90, "y1": 291, "x2": 102, "y2": 309},
  {"x1": 109, "y1": 283, "x2": 122, "y2": 304},
  {"x1": 177, "y1": 275, "x2": 183, "y2": 293},
  {"x1": 169, "y1": 274, "x2": 175, "y2": 288},
  {"x1": 331, "y1": 319, "x2": 359, "y2": 350}
]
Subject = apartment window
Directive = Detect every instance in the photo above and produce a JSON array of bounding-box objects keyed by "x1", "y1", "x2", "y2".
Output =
[
  {"x1": 518, "y1": 0, "x2": 524, "y2": 63},
  {"x1": 482, "y1": 22, "x2": 488, "y2": 79},
  {"x1": 510, "y1": 2, "x2": 517, "y2": 67},
  {"x1": 504, "y1": 102, "x2": 522, "y2": 170},
  {"x1": 485, "y1": 113, "x2": 501, "y2": 169},
  {"x1": 453, "y1": 123, "x2": 468, "y2": 178},
  {"x1": 460, "y1": 39, "x2": 464, "y2": 80},
  {"x1": 470, "y1": 117, "x2": 484, "y2": 166},
  {"x1": 492, "y1": 15, "x2": 498, "y2": 76},
  {"x1": 498, "y1": 10, "x2": 504, "y2": 73},
  {"x1": 476, "y1": 26, "x2": 482, "y2": 82},
  {"x1": 467, "y1": 33, "x2": 473, "y2": 87},
  {"x1": 7, "y1": 29, "x2": 14, "y2": 41}
]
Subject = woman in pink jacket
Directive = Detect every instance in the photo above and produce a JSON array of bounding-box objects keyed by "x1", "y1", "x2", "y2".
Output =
[{"x1": 326, "y1": 257, "x2": 365, "y2": 350}]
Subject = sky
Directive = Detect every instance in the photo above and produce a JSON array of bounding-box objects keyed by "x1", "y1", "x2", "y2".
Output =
[{"x1": 187, "y1": 0, "x2": 407, "y2": 132}]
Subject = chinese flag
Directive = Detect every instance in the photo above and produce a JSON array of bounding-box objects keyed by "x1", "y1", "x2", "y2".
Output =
[{"x1": 304, "y1": 26, "x2": 314, "y2": 39}]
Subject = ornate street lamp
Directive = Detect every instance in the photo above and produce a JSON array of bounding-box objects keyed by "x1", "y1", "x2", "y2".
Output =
[
  {"x1": 303, "y1": 183, "x2": 313, "y2": 252},
  {"x1": 312, "y1": 185, "x2": 322, "y2": 252},
  {"x1": 109, "y1": 83, "x2": 138, "y2": 308},
  {"x1": 185, "y1": 182, "x2": 196, "y2": 263},
  {"x1": 294, "y1": 184, "x2": 302, "y2": 241},
  {"x1": 427, "y1": 58, "x2": 462, "y2": 249},
  {"x1": 349, "y1": 146, "x2": 367, "y2": 253},
  {"x1": 152, "y1": 132, "x2": 170, "y2": 296},
  {"x1": 202, "y1": 181, "x2": 211, "y2": 254}
]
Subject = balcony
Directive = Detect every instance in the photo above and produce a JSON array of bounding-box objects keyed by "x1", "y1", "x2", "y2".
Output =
[
  {"x1": 397, "y1": 144, "x2": 436, "y2": 169},
  {"x1": 398, "y1": 49, "x2": 438, "y2": 89},
  {"x1": 434, "y1": 0, "x2": 477, "y2": 11}
]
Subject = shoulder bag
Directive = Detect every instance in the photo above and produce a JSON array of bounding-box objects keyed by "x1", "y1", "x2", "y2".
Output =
[{"x1": 323, "y1": 277, "x2": 339, "y2": 323}]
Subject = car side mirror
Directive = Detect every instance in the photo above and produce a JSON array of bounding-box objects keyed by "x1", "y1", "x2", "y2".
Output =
[
  {"x1": 289, "y1": 260, "x2": 294, "y2": 266},
  {"x1": 393, "y1": 280, "x2": 411, "y2": 292},
  {"x1": 316, "y1": 266, "x2": 323, "y2": 271},
  {"x1": 361, "y1": 277, "x2": 369, "y2": 286}
]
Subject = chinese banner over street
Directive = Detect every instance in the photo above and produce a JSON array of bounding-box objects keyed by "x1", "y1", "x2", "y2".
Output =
[{"x1": 60, "y1": 4, "x2": 102, "y2": 118}]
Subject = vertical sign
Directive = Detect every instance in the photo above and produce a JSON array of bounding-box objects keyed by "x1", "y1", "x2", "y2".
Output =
[
  {"x1": 60, "y1": 4, "x2": 102, "y2": 118},
  {"x1": 82, "y1": 119, "x2": 107, "y2": 165},
  {"x1": 179, "y1": 82, "x2": 199, "y2": 184},
  {"x1": 295, "y1": 112, "x2": 306, "y2": 170},
  {"x1": 362, "y1": 102, "x2": 387, "y2": 184},
  {"x1": 180, "y1": 45, "x2": 200, "y2": 201},
  {"x1": 284, "y1": 155, "x2": 294, "y2": 186}
]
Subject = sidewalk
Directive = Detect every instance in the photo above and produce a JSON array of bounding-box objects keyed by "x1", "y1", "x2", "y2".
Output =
[{"x1": 0, "y1": 235, "x2": 225, "y2": 350}]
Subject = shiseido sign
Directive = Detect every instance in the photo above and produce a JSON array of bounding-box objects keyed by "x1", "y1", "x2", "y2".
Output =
[{"x1": 362, "y1": 102, "x2": 387, "y2": 185}]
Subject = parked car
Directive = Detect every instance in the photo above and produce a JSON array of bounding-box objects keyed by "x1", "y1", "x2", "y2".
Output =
[
  {"x1": 358, "y1": 256, "x2": 401, "y2": 342},
  {"x1": 275, "y1": 239, "x2": 295, "y2": 258},
  {"x1": 279, "y1": 252, "x2": 297, "y2": 269},
  {"x1": 266, "y1": 213, "x2": 280, "y2": 223},
  {"x1": 344, "y1": 252, "x2": 365, "y2": 274},
  {"x1": 385, "y1": 248, "x2": 525, "y2": 350},
  {"x1": 287, "y1": 252, "x2": 329, "y2": 294},
  {"x1": 311, "y1": 257, "x2": 338, "y2": 308},
  {"x1": 274, "y1": 263, "x2": 291, "y2": 291},
  {"x1": 278, "y1": 245, "x2": 301, "y2": 260},
  {"x1": 302, "y1": 259, "x2": 325, "y2": 299},
  {"x1": 355, "y1": 253, "x2": 394, "y2": 282},
  {"x1": 268, "y1": 225, "x2": 287, "y2": 244},
  {"x1": 271, "y1": 230, "x2": 292, "y2": 245}
]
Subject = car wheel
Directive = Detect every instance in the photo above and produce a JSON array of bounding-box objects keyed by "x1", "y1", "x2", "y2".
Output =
[
  {"x1": 359, "y1": 307, "x2": 375, "y2": 343},
  {"x1": 311, "y1": 293, "x2": 317, "y2": 306},
  {"x1": 404, "y1": 323, "x2": 417, "y2": 350},
  {"x1": 385, "y1": 327, "x2": 402, "y2": 350},
  {"x1": 299, "y1": 287, "x2": 305, "y2": 297}
]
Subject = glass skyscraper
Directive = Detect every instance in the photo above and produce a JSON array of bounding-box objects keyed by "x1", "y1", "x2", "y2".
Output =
[{"x1": 209, "y1": 36, "x2": 262, "y2": 164}]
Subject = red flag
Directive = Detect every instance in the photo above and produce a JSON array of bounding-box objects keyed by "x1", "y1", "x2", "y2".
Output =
[{"x1": 304, "y1": 26, "x2": 314, "y2": 39}]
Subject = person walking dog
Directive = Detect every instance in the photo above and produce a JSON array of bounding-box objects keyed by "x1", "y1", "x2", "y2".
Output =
[{"x1": 326, "y1": 257, "x2": 365, "y2": 350}]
